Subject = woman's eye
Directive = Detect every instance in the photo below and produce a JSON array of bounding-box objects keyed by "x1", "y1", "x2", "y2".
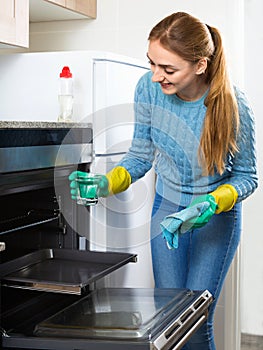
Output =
[
  {"x1": 147, "y1": 59, "x2": 177, "y2": 74},
  {"x1": 164, "y1": 68, "x2": 177, "y2": 75}
]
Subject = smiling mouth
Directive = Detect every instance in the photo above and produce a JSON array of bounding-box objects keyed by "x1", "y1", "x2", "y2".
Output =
[{"x1": 160, "y1": 82, "x2": 173, "y2": 89}]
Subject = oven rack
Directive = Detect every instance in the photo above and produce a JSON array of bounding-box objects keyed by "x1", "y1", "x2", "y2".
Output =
[{"x1": 0, "y1": 210, "x2": 59, "y2": 236}]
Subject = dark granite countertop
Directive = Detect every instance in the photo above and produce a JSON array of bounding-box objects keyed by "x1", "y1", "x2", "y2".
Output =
[{"x1": 0, "y1": 121, "x2": 92, "y2": 129}]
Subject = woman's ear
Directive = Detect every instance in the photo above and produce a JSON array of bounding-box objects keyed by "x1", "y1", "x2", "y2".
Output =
[{"x1": 196, "y1": 58, "x2": 208, "y2": 75}]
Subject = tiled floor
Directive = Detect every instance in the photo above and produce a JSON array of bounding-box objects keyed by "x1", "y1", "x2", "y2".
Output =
[{"x1": 241, "y1": 334, "x2": 263, "y2": 350}]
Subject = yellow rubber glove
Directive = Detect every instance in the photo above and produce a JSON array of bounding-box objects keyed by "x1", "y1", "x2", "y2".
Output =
[
  {"x1": 210, "y1": 184, "x2": 238, "y2": 214},
  {"x1": 106, "y1": 166, "x2": 132, "y2": 195},
  {"x1": 187, "y1": 184, "x2": 238, "y2": 229}
]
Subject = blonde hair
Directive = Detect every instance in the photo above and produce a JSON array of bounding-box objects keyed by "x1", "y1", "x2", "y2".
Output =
[{"x1": 148, "y1": 12, "x2": 239, "y2": 175}]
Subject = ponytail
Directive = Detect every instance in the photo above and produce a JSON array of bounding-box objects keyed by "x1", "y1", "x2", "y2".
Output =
[{"x1": 201, "y1": 26, "x2": 239, "y2": 175}]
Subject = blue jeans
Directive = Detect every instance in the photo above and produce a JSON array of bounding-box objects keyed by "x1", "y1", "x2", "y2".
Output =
[{"x1": 151, "y1": 193, "x2": 241, "y2": 350}]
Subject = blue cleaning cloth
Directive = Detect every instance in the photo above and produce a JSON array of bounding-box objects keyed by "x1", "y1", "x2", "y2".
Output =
[{"x1": 160, "y1": 202, "x2": 210, "y2": 249}]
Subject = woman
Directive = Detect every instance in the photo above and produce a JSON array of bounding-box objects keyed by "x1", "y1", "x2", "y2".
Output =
[{"x1": 70, "y1": 12, "x2": 257, "y2": 349}]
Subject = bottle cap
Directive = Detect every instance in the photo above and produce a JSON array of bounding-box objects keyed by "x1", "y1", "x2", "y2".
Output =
[{"x1": 60, "y1": 66, "x2": 72, "y2": 78}]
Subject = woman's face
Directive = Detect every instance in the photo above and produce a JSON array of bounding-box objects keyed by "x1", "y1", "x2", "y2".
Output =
[{"x1": 147, "y1": 40, "x2": 206, "y2": 100}]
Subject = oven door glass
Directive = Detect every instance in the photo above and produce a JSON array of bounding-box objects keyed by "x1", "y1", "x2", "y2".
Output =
[{"x1": 34, "y1": 288, "x2": 203, "y2": 340}]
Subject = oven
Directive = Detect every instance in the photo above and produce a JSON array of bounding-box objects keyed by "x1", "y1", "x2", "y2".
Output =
[{"x1": 0, "y1": 122, "x2": 213, "y2": 350}]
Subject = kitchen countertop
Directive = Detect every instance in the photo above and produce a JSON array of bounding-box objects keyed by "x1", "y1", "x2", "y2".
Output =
[{"x1": 0, "y1": 121, "x2": 92, "y2": 128}]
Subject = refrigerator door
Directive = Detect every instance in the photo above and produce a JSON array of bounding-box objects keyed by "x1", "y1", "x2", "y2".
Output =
[
  {"x1": 92, "y1": 58, "x2": 149, "y2": 154},
  {"x1": 90, "y1": 59, "x2": 155, "y2": 288}
]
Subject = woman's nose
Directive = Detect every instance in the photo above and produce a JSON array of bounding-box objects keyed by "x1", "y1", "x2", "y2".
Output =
[{"x1": 151, "y1": 67, "x2": 165, "y2": 82}]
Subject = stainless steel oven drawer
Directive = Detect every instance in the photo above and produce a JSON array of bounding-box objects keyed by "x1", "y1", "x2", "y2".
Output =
[{"x1": 1, "y1": 288, "x2": 213, "y2": 350}]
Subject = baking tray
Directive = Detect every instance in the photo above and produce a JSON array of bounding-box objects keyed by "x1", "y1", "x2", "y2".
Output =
[{"x1": 0, "y1": 248, "x2": 137, "y2": 295}]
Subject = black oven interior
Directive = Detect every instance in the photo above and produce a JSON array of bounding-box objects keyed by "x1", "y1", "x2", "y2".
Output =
[{"x1": 0, "y1": 167, "x2": 83, "y2": 346}]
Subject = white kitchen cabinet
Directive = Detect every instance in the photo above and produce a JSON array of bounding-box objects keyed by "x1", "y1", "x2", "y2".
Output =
[
  {"x1": 0, "y1": 0, "x2": 29, "y2": 48},
  {"x1": 0, "y1": 0, "x2": 97, "y2": 48}
]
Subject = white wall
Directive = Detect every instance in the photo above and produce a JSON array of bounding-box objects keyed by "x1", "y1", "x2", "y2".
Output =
[
  {"x1": 2, "y1": 0, "x2": 244, "y2": 72},
  {"x1": 1, "y1": 0, "x2": 261, "y2": 340},
  {"x1": 241, "y1": 0, "x2": 263, "y2": 336}
]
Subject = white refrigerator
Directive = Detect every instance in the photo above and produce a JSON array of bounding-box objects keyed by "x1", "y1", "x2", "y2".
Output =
[
  {"x1": 0, "y1": 50, "x2": 155, "y2": 288},
  {"x1": 90, "y1": 58, "x2": 155, "y2": 288}
]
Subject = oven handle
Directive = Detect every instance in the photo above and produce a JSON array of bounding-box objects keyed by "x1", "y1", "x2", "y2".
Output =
[
  {"x1": 152, "y1": 314, "x2": 206, "y2": 350},
  {"x1": 170, "y1": 314, "x2": 206, "y2": 350},
  {"x1": 152, "y1": 290, "x2": 213, "y2": 350}
]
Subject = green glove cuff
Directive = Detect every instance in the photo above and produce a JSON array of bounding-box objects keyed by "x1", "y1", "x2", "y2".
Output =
[
  {"x1": 189, "y1": 194, "x2": 217, "y2": 228},
  {"x1": 106, "y1": 166, "x2": 131, "y2": 195},
  {"x1": 210, "y1": 184, "x2": 238, "y2": 213}
]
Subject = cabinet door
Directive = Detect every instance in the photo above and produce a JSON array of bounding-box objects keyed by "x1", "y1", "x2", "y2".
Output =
[
  {"x1": 45, "y1": 0, "x2": 96, "y2": 18},
  {"x1": 0, "y1": 0, "x2": 29, "y2": 47}
]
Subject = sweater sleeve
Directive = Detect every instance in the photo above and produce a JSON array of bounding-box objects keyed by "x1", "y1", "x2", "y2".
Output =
[
  {"x1": 226, "y1": 88, "x2": 258, "y2": 202},
  {"x1": 118, "y1": 72, "x2": 155, "y2": 182}
]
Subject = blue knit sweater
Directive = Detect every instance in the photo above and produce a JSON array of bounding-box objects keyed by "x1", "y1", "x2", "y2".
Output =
[{"x1": 118, "y1": 71, "x2": 258, "y2": 206}]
